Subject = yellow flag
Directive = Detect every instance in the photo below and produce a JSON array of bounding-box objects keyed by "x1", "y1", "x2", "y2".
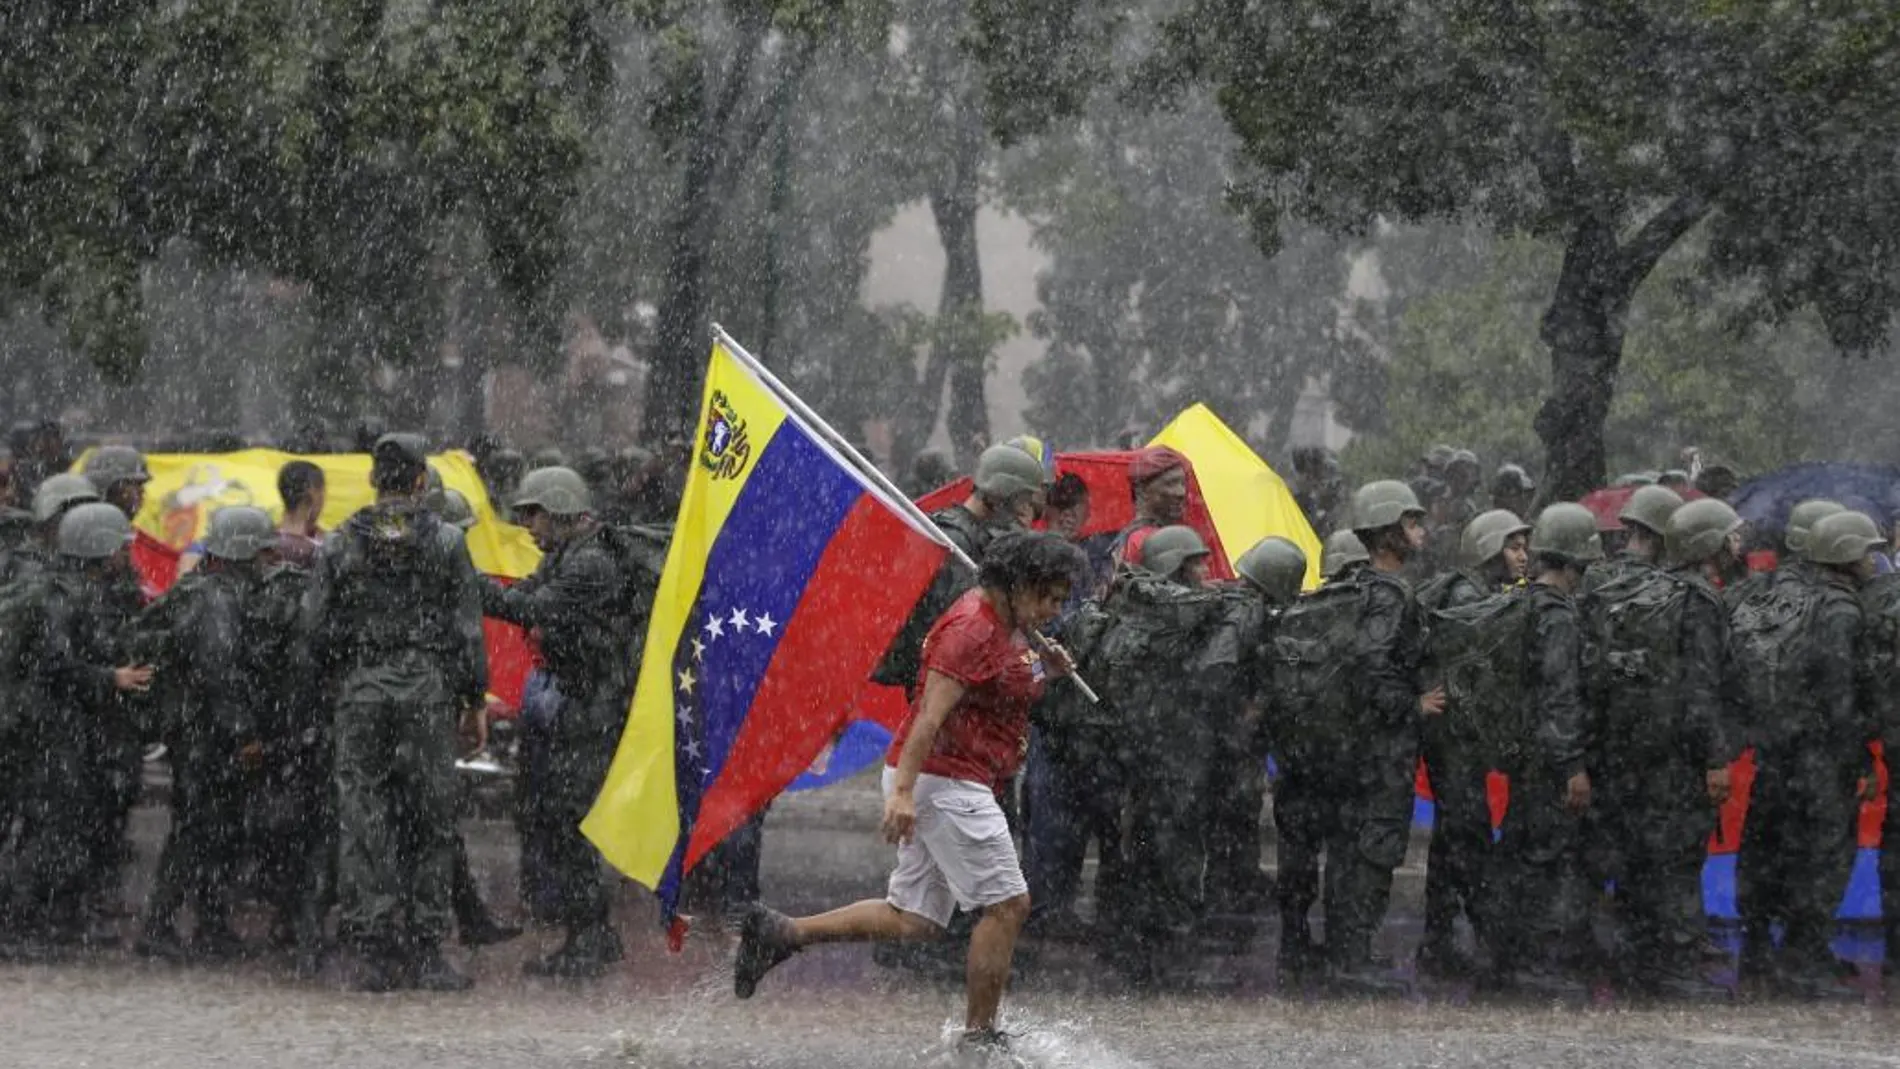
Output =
[{"x1": 1150, "y1": 405, "x2": 1323, "y2": 589}]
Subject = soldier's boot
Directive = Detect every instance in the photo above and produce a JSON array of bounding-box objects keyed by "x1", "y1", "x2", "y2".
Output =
[
  {"x1": 524, "y1": 922, "x2": 623, "y2": 980},
  {"x1": 344, "y1": 952, "x2": 404, "y2": 993},
  {"x1": 191, "y1": 918, "x2": 248, "y2": 965},
  {"x1": 133, "y1": 921, "x2": 190, "y2": 963},
  {"x1": 407, "y1": 943, "x2": 475, "y2": 993},
  {"x1": 1276, "y1": 908, "x2": 1320, "y2": 984},
  {"x1": 460, "y1": 913, "x2": 523, "y2": 948}
]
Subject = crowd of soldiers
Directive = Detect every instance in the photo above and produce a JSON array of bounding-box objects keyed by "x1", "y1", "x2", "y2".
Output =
[
  {"x1": 913, "y1": 440, "x2": 1897, "y2": 1001},
  {"x1": 0, "y1": 432, "x2": 663, "y2": 992},
  {"x1": 2, "y1": 422, "x2": 1894, "y2": 1005}
]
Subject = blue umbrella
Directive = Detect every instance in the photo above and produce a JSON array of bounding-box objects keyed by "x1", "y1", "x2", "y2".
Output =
[{"x1": 1729, "y1": 462, "x2": 1900, "y2": 536}]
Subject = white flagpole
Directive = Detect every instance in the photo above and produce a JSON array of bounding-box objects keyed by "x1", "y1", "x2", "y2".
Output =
[{"x1": 712, "y1": 324, "x2": 1100, "y2": 704}]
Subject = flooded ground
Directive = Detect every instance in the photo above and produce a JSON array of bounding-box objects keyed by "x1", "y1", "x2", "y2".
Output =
[{"x1": 5, "y1": 776, "x2": 1898, "y2": 1068}]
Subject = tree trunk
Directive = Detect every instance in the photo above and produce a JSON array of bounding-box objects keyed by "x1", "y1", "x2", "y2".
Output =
[
  {"x1": 1533, "y1": 213, "x2": 1626, "y2": 503},
  {"x1": 934, "y1": 107, "x2": 990, "y2": 472},
  {"x1": 643, "y1": 18, "x2": 767, "y2": 440},
  {"x1": 1534, "y1": 194, "x2": 1710, "y2": 503}
]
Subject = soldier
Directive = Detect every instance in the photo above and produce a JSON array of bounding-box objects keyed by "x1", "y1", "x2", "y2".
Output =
[
  {"x1": 82, "y1": 445, "x2": 151, "y2": 520},
  {"x1": 275, "y1": 460, "x2": 328, "y2": 569},
  {"x1": 1281, "y1": 481, "x2": 1440, "y2": 993},
  {"x1": 247, "y1": 521, "x2": 335, "y2": 976},
  {"x1": 1109, "y1": 446, "x2": 1191, "y2": 568},
  {"x1": 1489, "y1": 464, "x2": 1537, "y2": 522},
  {"x1": 1109, "y1": 526, "x2": 1224, "y2": 984},
  {"x1": 481, "y1": 466, "x2": 658, "y2": 977},
  {"x1": 1734, "y1": 509, "x2": 1882, "y2": 999},
  {"x1": 1585, "y1": 496, "x2": 1740, "y2": 1000},
  {"x1": 1727, "y1": 499, "x2": 1844, "y2": 610},
  {"x1": 873, "y1": 444, "x2": 1046, "y2": 695},
  {"x1": 1416, "y1": 508, "x2": 1529, "y2": 979},
  {"x1": 1860, "y1": 523, "x2": 1900, "y2": 982},
  {"x1": 5, "y1": 504, "x2": 154, "y2": 956},
  {"x1": 303, "y1": 433, "x2": 487, "y2": 991},
  {"x1": 1268, "y1": 528, "x2": 1370, "y2": 981},
  {"x1": 1204, "y1": 537, "x2": 1307, "y2": 920},
  {"x1": 134, "y1": 507, "x2": 277, "y2": 963},
  {"x1": 1596, "y1": 485, "x2": 1683, "y2": 583},
  {"x1": 1486, "y1": 503, "x2": 1599, "y2": 997}
]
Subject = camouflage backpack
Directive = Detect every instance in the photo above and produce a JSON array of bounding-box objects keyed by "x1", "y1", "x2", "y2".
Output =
[
  {"x1": 1579, "y1": 565, "x2": 1694, "y2": 758},
  {"x1": 1727, "y1": 570, "x2": 1821, "y2": 751},
  {"x1": 1427, "y1": 587, "x2": 1533, "y2": 766},
  {"x1": 1266, "y1": 579, "x2": 1368, "y2": 759},
  {"x1": 1089, "y1": 571, "x2": 1226, "y2": 723}
]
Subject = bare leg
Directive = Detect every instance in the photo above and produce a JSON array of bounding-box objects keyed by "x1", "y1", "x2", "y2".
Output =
[
  {"x1": 793, "y1": 899, "x2": 943, "y2": 947},
  {"x1": 963, "y1": 894, "x2": 1030, "y2": 1031}
]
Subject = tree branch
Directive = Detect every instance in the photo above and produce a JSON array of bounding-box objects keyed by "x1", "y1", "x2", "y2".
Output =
[{"x1": 1613, "y1": 191, "x2": 1711, "y2": 293}]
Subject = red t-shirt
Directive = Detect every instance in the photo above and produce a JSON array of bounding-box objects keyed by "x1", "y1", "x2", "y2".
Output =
[{"x1": 885, "y1": 589, "x2": 1044, "y2": 789}]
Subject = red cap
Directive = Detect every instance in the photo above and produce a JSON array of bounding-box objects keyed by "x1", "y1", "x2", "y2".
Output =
[{"x1": 1129, "y1": 446, "x2": 1188, "y2": 484}]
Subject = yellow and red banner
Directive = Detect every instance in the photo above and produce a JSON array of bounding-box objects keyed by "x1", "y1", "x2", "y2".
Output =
[{"x1": 109, "y1": 449, "x2": 543, "y2": 709}]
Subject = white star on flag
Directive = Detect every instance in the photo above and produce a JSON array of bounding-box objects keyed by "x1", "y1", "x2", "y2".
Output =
[
  {"x1": 729, "y1": 606, "x2": 750, "y2": 632},
  {"x1": 704, "y1": 616, "x2": 725, "y2": 641},
  {"x1": 677, "y1": 667, "x2": 696, "y2": 695},
  {"x1": 677, "y1": 705, "x2": 694, "y2": 728},
  {"x1": 755, "y1": 612, "x2": 777, "y2": 637},
  {"x1": 690, "y1": 636, "x2": 706, "y2": 662},
  {"x1": 683, "y1": 737, "x2": 703, "y2": 760}
]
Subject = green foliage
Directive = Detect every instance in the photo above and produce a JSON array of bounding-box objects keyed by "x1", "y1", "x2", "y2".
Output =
[
  {"x1": 1345, "y1": 234, "x2": 1883, "y2": 486},
  {"x1": 0, "y1": 0, "x2": 615, "y2": 382}
]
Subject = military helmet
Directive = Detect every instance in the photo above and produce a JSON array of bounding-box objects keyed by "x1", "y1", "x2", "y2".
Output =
[
  {"x1": 1140, "y1": 525, "x2": 1210, "y2": 578},
  {"x1": 1236, "y1": 536, "x2": 1307, "y2": 604},
  {"x1": 373, "y1": 432, "x2": 428, "y2": 467},
  {"x1": 1321, "y1": 529, "x2": 1370, "y2": 578},
  {"x1": 33, "y1": 473, "x2": 101, "y2": 524},
  {"x1": 1460, "y1": 509, "x2": 1531, "y2": 569},
  {"x1": 57, "y1": 502, "x2": 132, "y2": 559},
  {"x1": 1665, "y1": 498, "x2": 1743, "y2": 566},
  {"x1": 973, "y1": 444, "x2": 1047, "y2": 502},
  {"x1": 1001, "y1": 435, "x2": 1056, "y2": 477},
  {"x1": 512, "y1": 466, "x2": 592, "y2": 517},
  {"x1": 440, "y1": 488, "x2": 476, "y2": 530},
  {"x1": 1491, "y1": 463, "x2": 1535, "y2": 497},
  {"x1": 1619, "y1": 484, "x2": 1685, "y2": 536},
  {"x1": 205, "y1": 505, "x2": 277, "y2": 562},
  {"x1": 1529, "y1": 503, "x2": 1604, "y2": 564},
  {"x1": 1350, "y1": 480, "x2": 1425, "y2": 532},
  {"x1": 1804, "y1": 511, "x2": 1885, "y2": 567},
  {"x1": 83, "y1": 445, "x2": 150, "y2": 489},
  {"x1": 1447, "y1": 449, "x2": 1480, "y2": 478},
  {"x1": 1785, "y1": 498, "x2": 1846, "y2": 555}
]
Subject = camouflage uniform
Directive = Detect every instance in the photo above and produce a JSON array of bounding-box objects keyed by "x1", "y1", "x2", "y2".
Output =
[{"x1": 303, "y1": 499, "x2": 486, "y2": 973}]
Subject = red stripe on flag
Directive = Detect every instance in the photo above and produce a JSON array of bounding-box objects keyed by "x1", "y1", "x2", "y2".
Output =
[{"x1": 683, "y1": 495, "x2": 945, "y2": 870}]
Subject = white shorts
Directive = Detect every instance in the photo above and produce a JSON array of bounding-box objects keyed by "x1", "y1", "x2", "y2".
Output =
[{"x1": 882, "y1": 768, "x2": 1028, "y2": 928}]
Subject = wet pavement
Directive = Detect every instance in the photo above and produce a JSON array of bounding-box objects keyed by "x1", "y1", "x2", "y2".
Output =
[{"x1": 7, "y1": 774, "x2": 1900, "y2": 1068}]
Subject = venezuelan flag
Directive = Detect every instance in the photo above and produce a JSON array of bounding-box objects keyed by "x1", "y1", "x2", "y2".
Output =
[{"x1": 581, "y1": 339, "x2": 950, "y2": 930}]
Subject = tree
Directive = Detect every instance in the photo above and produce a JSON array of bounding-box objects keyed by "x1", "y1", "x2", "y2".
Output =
[
  {"x1": 1348, "y1": 232, "x2": 1900, "y2": 484},
  {"x1": 997, "y1": 78, "x2": 1368, "y2": 453},
  {"x1": 985, "y1": 1, "x2": 1900, "y2": 500},
  {"x1": 0, "y1": 0, "x2": 614, "y2": 422}
]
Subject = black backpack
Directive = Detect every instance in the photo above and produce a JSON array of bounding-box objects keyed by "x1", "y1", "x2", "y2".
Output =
[
  {"x1": 1428, "y1": 587, "x2": 1533, "y2": 766},
  {"x1": 1582, "y1": 564, "x2": 1695, "y2": 757},
  {"x1": 1267, "y1": 580, "x2": 1368, "y2": 759},
  {"x1": 1728, "y1": 570, "x2": 1821, "y2": 750}
]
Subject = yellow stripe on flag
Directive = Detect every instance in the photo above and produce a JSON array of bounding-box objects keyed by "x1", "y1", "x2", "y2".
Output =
[
  {"x1": 1150, "y1": 405, "x2": 1324, "y2": 590},
  {"x1": 580, "y1": 342, "x2": 791, "y2": 888}
]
